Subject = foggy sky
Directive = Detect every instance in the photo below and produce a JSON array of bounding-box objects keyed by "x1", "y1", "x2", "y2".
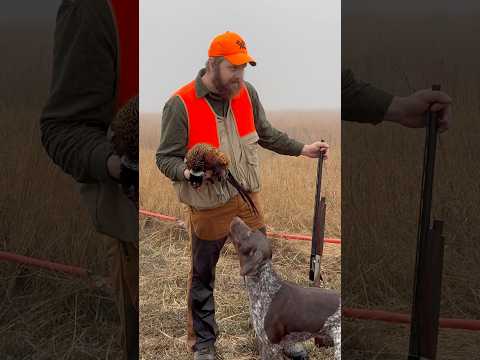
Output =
[
  {"x1": 1, "y1": 1, "x2": 61, "y2": 22},
  {"x1": 140, "y1": 0, "x2": 341, "y2": 113},
  {"x1": 342, "y1": 0, "x2": 480, "y2": 16}
]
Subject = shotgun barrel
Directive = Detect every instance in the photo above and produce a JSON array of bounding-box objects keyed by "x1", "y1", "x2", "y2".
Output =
[
  {"x1": 309, "y1": 140, "x2": 327, "y2": 285},
  {"x1": 408, "y1": 84, "x2": 445, "y2": 360}
]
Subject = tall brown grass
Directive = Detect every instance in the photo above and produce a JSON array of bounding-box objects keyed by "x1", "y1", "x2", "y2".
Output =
[
  {"x1": 139, "y1": 111, "x2": 341, "y2": 359},
  {"x1": 1, "y1": 24, "x2": 122, "y2": 359},
  {"x1": 342, "y1": 14, "x2": 480, "y2": 359}
]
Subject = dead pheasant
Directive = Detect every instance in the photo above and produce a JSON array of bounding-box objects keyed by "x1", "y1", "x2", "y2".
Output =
[
  {"x1": 185, "y1": 143, "x2": 258, "y2": 215},
  {"x1": 110, "y1": 95, "x2": 139, "y2": 208}
]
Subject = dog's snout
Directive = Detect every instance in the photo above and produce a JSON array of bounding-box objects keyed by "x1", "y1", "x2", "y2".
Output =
[{"x1": 230, "y1": 216, "x2": 243, "y2": 231}]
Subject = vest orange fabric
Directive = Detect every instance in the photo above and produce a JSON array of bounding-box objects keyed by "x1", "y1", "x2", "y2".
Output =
[
  {"x1": 109, "y1": 0, "x2": 139, "y2": 111},
  {"x1": 175, "y1": 81, "x2": 256, "y2": 149}
]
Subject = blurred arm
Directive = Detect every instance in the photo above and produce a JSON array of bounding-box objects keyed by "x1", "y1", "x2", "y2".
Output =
[
  {"x1": 155, "y1": 96, "x2": 189, "y2": 181},
  {"x1": 341, "y1": 68, "x2": 394, "y2": 123},
  {"x1": 40, "y1": 0, "x2": 117, "y2": 183}
]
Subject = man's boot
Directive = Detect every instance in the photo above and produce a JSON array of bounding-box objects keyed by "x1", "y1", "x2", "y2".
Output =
[
  {"x1": 193, "y1": 345, "x2": 216, "y2": 360},
  {"x1": 283, "y1": 342, "x2": 309, "y2": 360}
]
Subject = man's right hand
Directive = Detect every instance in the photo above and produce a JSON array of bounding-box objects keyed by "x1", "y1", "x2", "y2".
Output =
[
  {"x1": 184, "y1": 168, "x2": 214, "y2": 190},
  {"x1": 183, "y1": 168, "x2": 191, "y2": 181}
]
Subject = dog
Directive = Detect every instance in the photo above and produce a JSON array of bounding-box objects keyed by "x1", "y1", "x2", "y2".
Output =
[{"x1": 229, "y1": 217, "x2": 341, "y2": 359}]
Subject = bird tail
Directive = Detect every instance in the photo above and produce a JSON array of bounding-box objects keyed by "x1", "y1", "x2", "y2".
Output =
[{"x1": 226, "y1": 171, "x2": 259, "y2": 215}]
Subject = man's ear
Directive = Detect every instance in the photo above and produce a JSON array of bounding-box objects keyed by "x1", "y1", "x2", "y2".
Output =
[{"x1": 206, "y1": 58, "x2": 214, "y2": 73}]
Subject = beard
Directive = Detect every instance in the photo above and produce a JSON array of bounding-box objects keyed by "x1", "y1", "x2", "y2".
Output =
[{"x1": 212, "y1": 67, "x2": 243, "y2": 100}]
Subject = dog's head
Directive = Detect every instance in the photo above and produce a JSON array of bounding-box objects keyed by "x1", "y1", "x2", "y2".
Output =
[{"x1": 229, "y1": 217, "x2": 272, "y2": 276}]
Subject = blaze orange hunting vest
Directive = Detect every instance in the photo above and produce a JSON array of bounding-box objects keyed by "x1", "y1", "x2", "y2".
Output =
[
  {"x1": 109, "y1": 0, "x2": 139, "y2": 111},
  {"x1": 174, "y1": 81, "x2": 256, "y2": 149}
]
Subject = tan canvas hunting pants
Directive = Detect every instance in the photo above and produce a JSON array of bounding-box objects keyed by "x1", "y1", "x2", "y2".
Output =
[
  {"x1": 186, "y1": 192, "x2": 265, "y2": 352},
  {"x1": 106, "y1": 238, "x2": 139, "y2": 360}
]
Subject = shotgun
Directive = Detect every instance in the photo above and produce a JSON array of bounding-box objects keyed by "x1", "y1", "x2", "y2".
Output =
[
  {"x1": 309, "y1": 140, "x2": 327, "y2": 286},
  {"x1": 408, "y1": 85, "x2": 446, "y2": 360}
]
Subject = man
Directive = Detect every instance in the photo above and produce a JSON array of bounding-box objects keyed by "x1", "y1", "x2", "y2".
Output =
[
  {"x1": 40, "y1": 0, "x2": 139, "y2": 359},
  {"x1": 156, "y1": 31, "x2": 328, "y2": 360},
  {"x1": 342, "y1": 69, "x2": 452, "y2": 129}
]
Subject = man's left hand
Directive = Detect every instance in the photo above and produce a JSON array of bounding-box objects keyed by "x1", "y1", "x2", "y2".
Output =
[
  {"x1": 384, "y1": 89, "x2": 452, "y2": 132},
  {"x1": 301, "y1": 141, "x2": 329, "y2": 159}
]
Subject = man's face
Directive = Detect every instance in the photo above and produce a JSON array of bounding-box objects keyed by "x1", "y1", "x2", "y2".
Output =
[{"x1": 211, "y1": 59, "x2": 246, "y2": 99}]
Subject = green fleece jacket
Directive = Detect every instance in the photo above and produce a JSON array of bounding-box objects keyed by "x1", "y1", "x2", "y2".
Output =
[
  {"x1": 157, "y1": 69, "x2": 393, "y2": 182},
  {"x1": 40, "y1": 0, "x2": 117, "y2": 183},
  {"x1": 39, "y1": 0, "x2": 137, "y2": 243},
  {"x1": 341, "y1": 69, "x2": 394, "y2": 123},
  {"x1": 156, "y1": 69, "x2": 305, "y2": 182}
]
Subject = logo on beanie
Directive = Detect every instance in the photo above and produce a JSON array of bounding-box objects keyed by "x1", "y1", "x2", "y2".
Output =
[{"x1": 236, "y1": 40, "x2": 246, "y2": 50}]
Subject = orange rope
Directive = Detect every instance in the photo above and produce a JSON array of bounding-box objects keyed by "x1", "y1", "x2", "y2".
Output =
[
  {"x1": 139, "y1": 208, "x2": 341, "y2": 245},
  {"x1": 343, "y1": 307, "x2": 480, "y2": 331},
  {"x1": 0, "y1": 251, "x2": 88, "y2": 277}
]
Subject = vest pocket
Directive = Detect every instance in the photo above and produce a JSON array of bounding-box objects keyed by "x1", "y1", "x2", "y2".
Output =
[
  {"x1": 240, "y1": 133, "x2": 261, "y2": 192},
  {"x1": 243, "y1": 139, "x2": 259, "y2": 166},
  {"x1": 78, "y1": 181, "x2": 138, "y2": 242},
  {"x1": 173, "y1": 180, "x2": 232, "y2": 210}
]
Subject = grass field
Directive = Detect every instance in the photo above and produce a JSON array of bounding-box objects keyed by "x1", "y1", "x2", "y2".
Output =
[
  {"x1": 0, "y1": 24, "x2": 122, "y2": 359},
  {"x1": 3, "y1": 11, "x2": 480, "y2": 360},
  {"x1": 139, "y1": 111, "x2": 341, "y2": 359},
  {"x1": 342, "y1": 13, "x2": 480, "y2": 359}
]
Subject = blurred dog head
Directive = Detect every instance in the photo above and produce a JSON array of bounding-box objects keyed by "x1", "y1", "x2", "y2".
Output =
[{"x1": 229, "y1": 217, "x2": 271, "y2": 276}]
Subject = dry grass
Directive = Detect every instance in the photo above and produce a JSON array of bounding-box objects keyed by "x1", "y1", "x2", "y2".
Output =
[
  {"x1": 0, "y1": 24, "x2": 122, "y2": 359},
  {"x1": 342, "y1": 14, "x2": 480, "y2": 359},
  {"x1": 139, "y1": 111, "x2": 341, "y2": 359}
]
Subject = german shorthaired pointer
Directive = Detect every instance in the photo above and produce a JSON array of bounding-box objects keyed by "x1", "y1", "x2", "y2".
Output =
[{"x1": 229, "y1": 217, "x2": 341, "y2": 360}]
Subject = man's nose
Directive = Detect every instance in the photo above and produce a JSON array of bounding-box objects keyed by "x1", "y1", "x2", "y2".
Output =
[
  {"x1": 233, "y1": 75, "x2": 243, "y2": 83},
  {"x1": 234, "y1": 67, "x2": 244, "y2": 76}
]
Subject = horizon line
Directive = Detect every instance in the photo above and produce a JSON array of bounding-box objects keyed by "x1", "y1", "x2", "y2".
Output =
[{"x1": 140, "y1": 108, "x2": 340, "y2": 115}]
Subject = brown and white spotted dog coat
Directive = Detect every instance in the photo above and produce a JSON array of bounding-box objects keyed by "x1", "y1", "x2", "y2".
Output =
[{"x1": 229, "y1": 217, "x2": 341, "y2": 360}]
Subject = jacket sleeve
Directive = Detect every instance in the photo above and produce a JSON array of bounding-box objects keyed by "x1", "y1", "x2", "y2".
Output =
[
  {"x1": 155, "y1": 96, "x2": 189, "y2": 181},
  {"x1": 40, "y1": 0, "x2": 117, "y2": 183},
  {"x1": 245, "y1": 82, "x2": 305, "y2": 156},
  {"x1": 341, "y1": 68, "x2": 394, "y2": 124}
]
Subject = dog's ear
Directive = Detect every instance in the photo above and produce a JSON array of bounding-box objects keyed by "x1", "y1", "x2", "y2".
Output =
[{"x1": 228, "y1": 233, "x2": 238, "y2": 246}]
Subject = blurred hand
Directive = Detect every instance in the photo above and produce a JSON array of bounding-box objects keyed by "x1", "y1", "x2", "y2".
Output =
[
  {"x1": 184, "y1": 168, "x2": 214, "y2": 190},
  {"x1": 384, "y1": 89, "x2": 452, "y2": 132},
  {"x1": 301, "y1": 141, "x2": 329, "y2": 159}
]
